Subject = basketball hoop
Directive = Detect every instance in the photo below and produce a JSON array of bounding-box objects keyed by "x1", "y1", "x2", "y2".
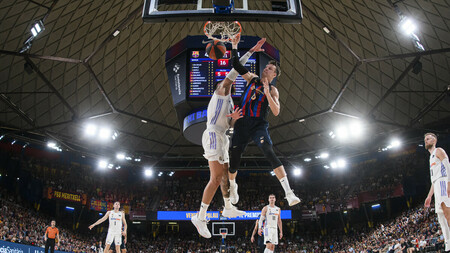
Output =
[
  {"x1": 220, "y1": 231, "x2": 228, "y2": 239},
  {"x1": 204, "y1": 21, "x2": 241, "y2": 43}
]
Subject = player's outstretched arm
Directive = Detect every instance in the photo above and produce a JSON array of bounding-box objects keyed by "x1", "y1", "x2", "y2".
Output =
[
  {"x1": 89, "y1": 211, "x2": 110, "y2": 230},
  {"x1": 231, "y1": 34, "x2": 257, "y2": 83}
]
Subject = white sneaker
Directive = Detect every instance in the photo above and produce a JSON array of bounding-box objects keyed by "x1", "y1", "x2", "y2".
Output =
[
  {"x1": 285, "y1": 190, "x2": 301, "y2": 206},
  {"x1": 230, "y1": 184, "x2": 239, "y2": 204},
  {"x1": 191, "y1": 214, "x2": 211, "y2": 238},
  {"x1": 222, "y1": 205, "x2": 246, "y2": 218}
]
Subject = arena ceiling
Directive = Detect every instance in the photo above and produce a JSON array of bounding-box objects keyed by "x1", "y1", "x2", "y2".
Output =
[{"x1": 0, "y1": 0, "x2": 449, "y2": 170}]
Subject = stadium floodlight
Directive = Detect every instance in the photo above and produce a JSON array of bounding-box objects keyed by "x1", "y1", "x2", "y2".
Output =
[
  {"x1": 328, "y1": 131, "x2": 336, "y2": 139},
  {"x1": 84, "y1": 124, "x2": 97, "y2": 137},
  {"x1": 330, "y1": 162, "x2": 338, "y2": 169},
  {"x1": 400, "y1": 17, "x2": 416, "y2": 35},
  {"x1": 115, "y1": 166, "x2": 121, "y2": 170},
  {"x1": 323, "y1": 165, "x2": 330, "y2": 169},
  {"x1": 337, "y1": 159, "x2": 346, "y2": 168},
  {"x1": 125, "y1": 156, "x2": 132, "y2": 160},
  {"x1": 320, "y1": 153, "x2": 329, "y2": 159},
  {"x1": 349, "y1": 121, "x2": 364, "y2": 138},
  {"x1": 293, "y1": 167, "x2": 302, "y2": 177},
  {"x1": 335, "y1": 126, "x2": 348, "y2": 140},
  {"x1": 158, "y1": 172, "x2": 163, "y2": 177},
  {"x1": 47, "y1": 141, "x2": 56, "y2": 148},
  {"x1": 31, "y1": 20, "x2": 44, "y2": 37},
  {"x1": 135, "y1": 158, "x2": 141, "y2": 162},
  {"x1": 107, "y1": 163, "x2": 114, "y2": 169},
  {"x1": 116, "y1": 153, "x2": 126, "y2": 160},
  {"x1": 144, "y1": 168, "x2": 153, "y2": 177},
  {"x1": 98, "y1": 160, "x2": 108, "y2": 169},
  {"x1": 99, "y1": 127, "x2": 112, "y2": 141},
  {"x1": 304, "y1": 158, "x2": 311, "y2": 162},
  {"x1": 391, "y1": 139, "x2": 401, "y2": 148}
]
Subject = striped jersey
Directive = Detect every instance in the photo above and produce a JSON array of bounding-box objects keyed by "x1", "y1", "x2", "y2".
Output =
[
  {"x1": 430, "y1": 148, "x2": 447, "y2": 183},
  {"x1": 206, "y1": 91, "x2": 234, "y2": 132},
  {"x1": 239, "y1": 77, "x2": 271, "y2": 119}
]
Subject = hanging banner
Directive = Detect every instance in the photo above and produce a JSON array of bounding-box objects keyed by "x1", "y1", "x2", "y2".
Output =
[{"x1": 47, "y1": 188, "x2": 86, "y2": 204}]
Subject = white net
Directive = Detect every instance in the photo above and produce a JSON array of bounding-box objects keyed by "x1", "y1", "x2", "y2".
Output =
[{"x1": 204, "y1": 21, "x2": 241, "y2": 42}]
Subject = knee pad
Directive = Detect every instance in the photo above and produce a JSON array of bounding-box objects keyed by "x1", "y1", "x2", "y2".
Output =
[
  {"x1": 229, "y1": 145, "x2": 243, "y2": 173},
  {"x1": 260, "y1": 142, "x2": 282, "y2": 169}
]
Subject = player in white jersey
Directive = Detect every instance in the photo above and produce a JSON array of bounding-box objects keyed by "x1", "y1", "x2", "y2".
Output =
[
  {"x1": 191, "y1": 37, "x2": 266, "y2": 239},
  {"x1": 258, "y1": 194, "x2": 282, "y2": 253},
  {"x1": 89, "y1": 202, "x2": 127, "y2": 253},
  {"x1": 424, "y1": 133, "x2": 450, "y2": 251}
]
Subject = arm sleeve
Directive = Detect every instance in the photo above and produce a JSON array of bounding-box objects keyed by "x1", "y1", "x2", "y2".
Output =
[
  {"x1": 258, "y1": 215, "x2": 265, "y2": 230},
  {"x1": 226, "y1": 51, "x2": 253, "y2": 81},
  {"x1": 231, "y1": 49, "x2": 249, "y2": 76}
]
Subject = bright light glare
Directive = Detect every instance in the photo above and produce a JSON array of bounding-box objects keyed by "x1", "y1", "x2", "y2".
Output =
[
  {"x1": 320, "y1": 153, "x2": 329, "y2": 159},
  {"x1": 293, "y1": 168, "x2": 302, "y2": 177},
  {"x1": 47, "y1": 141, "x2": 56, "y2": 148},
  {"x1": 349, "y1": 121, "x2": 364, "y2": 137},
  {"x1": 98, "y1": 160, "x2": 107, "y2": 169},
  {"x1": 145, "y1": 168, "x2": 153, "y2": 177},
  {"x1": 336, "y1": 126, "x2": 348, "y2": 140},
  {"x1": 304, "y1": 158, "x2": 311, "y2": 162},
  {"x1": 116, "y1": 153, "x2": 125, "y2": 160},
  {"x1": 31, "y1": 28, "x2": 37, "y2": 36},
  {"x1": 85, "y1": 124, "x2": 97, "y2": 136},
  {"x1": 400, "y1": 18, "x2": 416, "y2": 35},
  {"x1": 391, "y1": 139, "x2": 401, "y2": 148},
  {"x1": 337, "y1": 159, "x2": 346, "y2": 168},
  {"x1": 99, "y1": 128, "x2": 112, "y2": 140},
  {"x1": 330, "y1": 162, "x2": 337, "y2": 169}
]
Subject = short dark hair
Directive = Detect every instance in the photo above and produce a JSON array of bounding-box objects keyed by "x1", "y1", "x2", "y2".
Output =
[
  {"x1": 268, "y1": 60, "x2": 281, "y2": 77},
  {"x1": 424, "y1": 133, "x2": 437, "y2": 140},
  {"x1": 269, "y1": 194, "x2": 276, "y2": 198}
]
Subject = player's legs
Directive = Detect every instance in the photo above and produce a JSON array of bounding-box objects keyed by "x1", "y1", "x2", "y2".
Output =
[
  {"x1": 440, "y1": 203, "x2": 450, "y2": 250},
  {"x1": 104, "y1": 244, "x2": 111, "y2": 252},
  {"x1": 252, "y1": 123, "x2": 300, "y2": 206},
  {"x1": 264, "y1": 243, "x2": 275, "y2": 252},
  {"x1": 229, "y1": 119, "x2": 251, "y2": 204},
  {"x1": 220, "y1": 162, "x2": 246, "y2": 218},
  {"x1": 115, "y1": 245, "x2": 120, "y2": 253}
]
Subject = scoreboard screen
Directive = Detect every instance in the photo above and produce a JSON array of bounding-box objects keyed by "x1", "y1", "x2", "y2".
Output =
[{"x1": 188, "y1": 49, "x2": 257, "y2": 98}]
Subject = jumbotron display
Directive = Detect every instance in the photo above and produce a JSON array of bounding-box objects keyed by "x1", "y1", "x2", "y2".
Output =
[{"x1": 188, "y1": 49, "x2": 257, "y2": 98}]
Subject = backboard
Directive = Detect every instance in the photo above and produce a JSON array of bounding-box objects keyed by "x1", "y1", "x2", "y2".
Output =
[
  {"x1": 212, "y1": 222, "x2": 235, "y2": 236},
  {"x1": 143, "y1": 0, "x2": 302, "y2": 24}
]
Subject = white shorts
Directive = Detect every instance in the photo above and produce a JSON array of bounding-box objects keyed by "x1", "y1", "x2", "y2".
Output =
[
  {"x1": 202, "y1": 129, "x2": 229, "y2": 164},
  {"x1": 264, "y1": 227, "x2": 278, "y2": 245},
  {"x1": 105, "y1": 232, "x2": 122, "y2": 246},
  {"x1": 434, "y1": 178, "x2": 450, "y2": 214}
]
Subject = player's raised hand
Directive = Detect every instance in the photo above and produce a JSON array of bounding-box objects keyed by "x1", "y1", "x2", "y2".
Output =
[
  {"x1": 262, "y1": 78, "x2": 270, "y2": 95},
  {"x1": 227, "y1": 107, "x2": 243, "y2": 120},
  {"x1": 250, "y1": 38, "x2": 266, "y2": 53},
  {"x1": 231, "y1": 34, "x2": 241, "y2": 48}
]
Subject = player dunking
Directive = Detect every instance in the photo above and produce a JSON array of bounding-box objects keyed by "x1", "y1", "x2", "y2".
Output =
[
  {"x1": 191, "y1": 37, "x2": 267, "y2": 239},
  {"x1": 424, "y1": 133, "x2": 450, "y2": 251},
  {"x1": 228, "y1": 35, "x2": 300, "y2": 206},
  {"x1": 89, "y1": 202, "x2": 127, "y2": 253},
  {"x1": 258, "y1": 194, "x2": 282, "y2": 253}
]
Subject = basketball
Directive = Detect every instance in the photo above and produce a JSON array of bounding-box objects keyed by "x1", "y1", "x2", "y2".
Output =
[{"x1": 206, "y1": 40, "x2": 226, "y2": 60}]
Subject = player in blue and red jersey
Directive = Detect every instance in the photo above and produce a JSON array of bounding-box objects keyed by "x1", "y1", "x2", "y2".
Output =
[{"x1": 228, "y1": 35, "x2": 300, "y2": 207}]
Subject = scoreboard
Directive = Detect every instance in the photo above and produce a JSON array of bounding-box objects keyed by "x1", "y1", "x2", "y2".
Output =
[{"x1": 188, "y1": 49, "x2": 256, "y2": 98}]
